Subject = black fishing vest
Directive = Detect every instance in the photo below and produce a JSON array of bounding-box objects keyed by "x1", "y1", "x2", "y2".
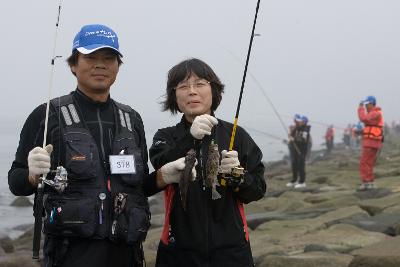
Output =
[
  {"x1": 42, "y1": 94, "x2": 150, "y2": 244},
  {"x1": 292, "y1": 125, "x2": 311, "y2": 144}
]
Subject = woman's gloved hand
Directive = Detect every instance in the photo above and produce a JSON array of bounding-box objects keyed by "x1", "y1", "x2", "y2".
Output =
[
  {"x1": 220, "y1": 150, "x2": 240, "y2": 174},
  {"x1": 160, "y1": 157, "x2": 197, "y2": 184},
  {"x1": 190, "y1": 114, "x2": 218, "y2": 140}
]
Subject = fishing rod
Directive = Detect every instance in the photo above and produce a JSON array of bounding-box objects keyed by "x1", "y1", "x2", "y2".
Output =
[
  {"x1": 32, "y1": 0, "x2": 63, "y2": 260},
  {"x1": 224, "y1": 47, "x2": 301, "y2": 155},
  {"x1": 229, "y1": 0, "x2": 261, "y2": 151}
]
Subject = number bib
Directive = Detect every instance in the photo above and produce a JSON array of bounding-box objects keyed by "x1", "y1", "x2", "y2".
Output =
[{"x1": 109, "y1": 155, "x2": 136, "y2": 174}]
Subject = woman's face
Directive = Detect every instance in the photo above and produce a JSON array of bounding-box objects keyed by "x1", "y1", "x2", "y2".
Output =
[{"x1": 175, "y1": 73, "x2": 213, "y2": 122}]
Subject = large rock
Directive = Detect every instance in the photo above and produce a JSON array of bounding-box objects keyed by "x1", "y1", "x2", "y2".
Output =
[
  {"x1": 328, "y1": 212, "x2": 400, "y2": 236},
  {"x1": 247, "y1": 209, "x2": 329, "y2": 230},
  {"x1": 10, "y1": 196, "x2": 32, "y2": 207},
  {"x1": 302, "y1": 191, "x2": 358, "y2": 210},
  {"x1": 256, "y1": 206, "x2": 368, "y2": 239},
  {"x1": 0, "y1": 251, "x2": 40, "y2": 267},
  {"x1": 374, "y1": 167, "x2": 400, "y2": 178},
  {"x1": 296, "y1": 224, "x2": 387, "y2": 253},
  {"x1": 0, "y1": 246, "x2": 5, "y2": 257},
  {"x1": 143, "y1": 227, "x2": 162, "y2": 267},
  {"x1": 358, "y1": 192, "x2": 400, "y2": 215},
  {"x1": 256, "y1": 252, "x2": 353, "y2": 267},
  {"x1": 349, "y1": 236, "x2": 400, "y2": 267},
  {"x1": 0, "y1": 236, "x2": 15, "y2": 253},
  {"x1": 251, "y1": 206, "x2": 370, "y2": 259},
  {"x1": 354, "y1": 187, "x2": 392, "y2": 201},
  {"x1": 252, "y1": 195, "x2": 312, "y2": 213}
]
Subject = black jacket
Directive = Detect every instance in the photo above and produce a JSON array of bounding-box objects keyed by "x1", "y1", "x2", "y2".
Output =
[
  {"x1": 8, "y1": 89, "x2": 158, "y2": 197},
  {"x1": 8, "y1": 89, "x2": 158, "y2": 267},
  {"x1": 149, "y1": 116, "x2": 266, "y2": 267},
  {"x1": 289, "y1": 124, "x2": 311, "y2": 155}
]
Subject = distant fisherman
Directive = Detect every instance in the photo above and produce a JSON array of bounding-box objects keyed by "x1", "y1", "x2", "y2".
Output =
[
  {"x1": 286, "y1": 114, "x2": 311, "y2": 189},
  {"x1": 357, "y1": 95, "x2": 384, "y2": 191}
]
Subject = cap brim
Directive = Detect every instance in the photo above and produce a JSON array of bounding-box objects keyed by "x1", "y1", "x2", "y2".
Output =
[{"x1": 77, "y1": 45, "x2": 123, "y2": 57}]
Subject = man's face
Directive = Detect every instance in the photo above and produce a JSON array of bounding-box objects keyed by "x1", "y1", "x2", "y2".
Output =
[
  {"x1": 366, "y1": 103, "x2": 374, "y2": 112},
  {"x1": 71, "y1": 49, "x2": 119, "y2": 94}
]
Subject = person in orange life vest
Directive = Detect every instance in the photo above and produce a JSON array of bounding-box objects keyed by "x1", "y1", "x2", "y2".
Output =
[
  {"x1": 357, "y1": 95, "x2": 384, "y2": 190},
  {"x1": 325, "y1": 125, "x2": 335, "y2": 154}
]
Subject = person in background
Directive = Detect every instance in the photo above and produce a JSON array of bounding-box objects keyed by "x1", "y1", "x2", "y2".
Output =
[
  {"x1": 357, "y1": 95, "x2": 384, "y2": 191},
  {"x1": 286, "y1": 114, "x2": 311, "y2": 189},
  {"x1": 343, "y1": 124, "x2": 352, "y2": 148},
  {"x1": 352, "y1": 122, "x2": 364, "y2": 148},
  {"x1": 149, "y1": 58, "x2": 266, "y2": 267},
  {"x1": 325, "y1": 125, "x2": 335, "y2": 154}
]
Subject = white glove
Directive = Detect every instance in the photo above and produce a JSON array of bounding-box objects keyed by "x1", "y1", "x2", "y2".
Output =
[
  {"x1": 190, "y1": 114, "x2": 218, "y2": 140},
  {"x1": 220, "y1": 150, "x2": 240, "y2": 174},
  {"x1": 160, "y1": 157, "x2": 197, "y2": 184},
  {"x1": 28, "y1": 144, "x2": 53, "y2": 178}
]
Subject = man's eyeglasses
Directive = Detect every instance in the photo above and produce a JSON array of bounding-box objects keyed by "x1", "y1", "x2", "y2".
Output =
[{"x1": 175, "y1": 80, "x2": 210, "y2": 92}]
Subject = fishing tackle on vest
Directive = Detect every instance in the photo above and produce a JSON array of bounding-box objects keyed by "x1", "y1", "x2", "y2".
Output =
[
  {"x1": 206, "y1": 142, "x2": 221, "y2": 200},
  {"x1": 111, "y1": 193, "x2": 128, "y2": 235},
  {"x1": 43, "y1": 166, "x2": 68, "y2": 193},
  {"x1": 33, "y1": 0, "x2": 63, "y2": 260},
  {"x1": 179, "y1": 149, "x2": 196, "y2": 211}
]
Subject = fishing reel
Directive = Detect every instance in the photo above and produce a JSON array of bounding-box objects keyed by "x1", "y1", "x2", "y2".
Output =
[
  {"x1": 42, "y1": 166, "x2": 68, "y2": 193},
  {"x1": 219, "y1": 166, "x2": 245, "y2": 188}
]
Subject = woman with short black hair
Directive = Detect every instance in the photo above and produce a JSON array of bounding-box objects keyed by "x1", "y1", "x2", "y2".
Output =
[{"x1": 150, "y1": 58, "x2": 266, "y2": 267}]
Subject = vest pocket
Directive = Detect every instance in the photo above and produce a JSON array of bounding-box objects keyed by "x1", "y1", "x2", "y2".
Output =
[
  {"x1": 43, "y1": 195, "x2": 97, "y2": 238},
  {"x1": 65, "y1": 132, "x2": 97, "y2": 180},
  {"x1": 120, "y1": 150, "x2": 144, "y2": 186},
  {"x1": 110, "y1": 194, "x2": 150, "y2": 244},
  {"x1": 113, "y1": 136, "x2": 145, "y2": 186}
]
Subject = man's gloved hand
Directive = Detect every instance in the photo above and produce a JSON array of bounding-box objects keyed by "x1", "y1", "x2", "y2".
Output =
[
  {"x1": 160, "y1": 157, "x2": 197, "y2": 184},
  {"x1": 190, "y1": 114, "x2": 218, "y2": 140},
  {"x1": 359, "y1": 100, "x2": 365, "y2": 106},
  {"x1": 28, "y1": 144, "x2": 53, "y2": 186},
  {"x1": 220, "y1": 150, "x2": 240, "y2": 174}
]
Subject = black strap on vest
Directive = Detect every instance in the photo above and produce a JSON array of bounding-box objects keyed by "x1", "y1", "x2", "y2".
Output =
[{"x1": 50, "y1": 94, "x2": 135, "y2": 132}]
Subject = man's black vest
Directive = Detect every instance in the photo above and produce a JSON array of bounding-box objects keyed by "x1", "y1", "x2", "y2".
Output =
[{"x1": 42, "y1": 94, "x2": 150, "y2": 245}]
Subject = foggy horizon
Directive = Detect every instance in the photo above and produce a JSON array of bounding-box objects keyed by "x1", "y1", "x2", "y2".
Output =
[{"x1": 1, "y1": 0, "x2": 399, "y2": 163}]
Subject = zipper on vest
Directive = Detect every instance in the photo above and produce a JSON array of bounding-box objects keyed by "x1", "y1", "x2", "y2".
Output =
[{"x1": 97, "y1": 108, "x2": 106, "y2": 159}]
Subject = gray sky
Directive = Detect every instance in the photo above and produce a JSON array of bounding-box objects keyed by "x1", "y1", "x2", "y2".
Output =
[{"x1": 1, "y1": 0, "x2": 399, "y2": 162}]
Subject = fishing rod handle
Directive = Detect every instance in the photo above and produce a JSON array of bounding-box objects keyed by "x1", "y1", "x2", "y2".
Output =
[{"x1": 32, "y1": 182, "x2": 45, "y2": 260}]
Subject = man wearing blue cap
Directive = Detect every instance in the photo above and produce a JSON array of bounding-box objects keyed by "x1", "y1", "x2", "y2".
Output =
[
  {"x1": 357, "y1": 95, "x2": 384, "y2": 190},
  {"x1": 286, "y1": 114, "x2": 311, "y2": 189},
  {"x1": 8, "y1": 24, "x2": 177, "y2": 267}
]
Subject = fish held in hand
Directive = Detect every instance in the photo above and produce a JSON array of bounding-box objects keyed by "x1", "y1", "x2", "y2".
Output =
[
  {"x1": 206, "y1": 142, "x2": 221, "y2": 200},
  {"x1": 179, "y1": 149, "x2": 197, "y2": 211}
]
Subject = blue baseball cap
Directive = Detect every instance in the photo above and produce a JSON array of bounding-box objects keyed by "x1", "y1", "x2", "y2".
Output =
[
  {"x1": 72, "y1": 24, "x2": 122, "y2": 57},
  {"x1": 301, "y1": 115, "x2": 309, "y2": 124},
  {"x1": 294, "y1": 114, "x2": 302, "y2": 122},
  {"x1": 363, "y1": 95, "x2": 376, "y2": 105}
]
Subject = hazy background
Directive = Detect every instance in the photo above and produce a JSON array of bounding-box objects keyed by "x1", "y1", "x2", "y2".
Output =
[{"x1": 1, "y1": 0, "x2": 399, "y2": 174}]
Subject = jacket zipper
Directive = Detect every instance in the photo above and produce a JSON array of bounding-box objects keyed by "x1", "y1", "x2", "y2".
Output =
[{"x1": 199, "y1": 140, "x2": 210, "y2": 266}]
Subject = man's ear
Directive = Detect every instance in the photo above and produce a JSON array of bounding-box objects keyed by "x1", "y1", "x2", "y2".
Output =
[{"x1": 70, "y1": 65, "x2": 76, "y2": 76}]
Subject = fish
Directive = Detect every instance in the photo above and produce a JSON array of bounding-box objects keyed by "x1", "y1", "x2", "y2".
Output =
[
  {"x1": 179, "y1": 149, "x2": 197, "y2": 211},
  {"x1": 206, "y1": 142, "x2": 221, "y2": 200}
]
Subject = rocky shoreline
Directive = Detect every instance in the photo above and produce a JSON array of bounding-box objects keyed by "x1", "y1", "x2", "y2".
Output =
[{"x1": 1, "y1": 135, "x2": 399, "y2": 267}]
